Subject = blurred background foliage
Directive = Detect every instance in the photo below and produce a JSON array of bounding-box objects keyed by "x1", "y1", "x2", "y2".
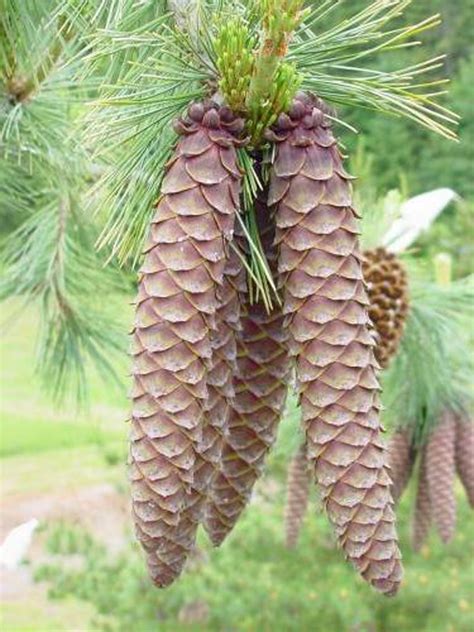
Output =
[{"x1": 1, "y1": 0, "x2": 473, "y2": 630}]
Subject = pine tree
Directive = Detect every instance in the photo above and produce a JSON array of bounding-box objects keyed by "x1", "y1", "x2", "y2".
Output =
[
  {"x1": 2, "y1": 0, "x2": 464, "y2": 593},
  {"x1": 0, "y1": 0, "x2": 128, "y2": 402}
]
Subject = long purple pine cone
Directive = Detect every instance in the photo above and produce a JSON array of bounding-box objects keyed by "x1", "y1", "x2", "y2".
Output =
[
  {"x1": 267, "y1": 92, "x2": 403, "y2": 596},
  {"x1": 129, "y1": 101, "x2": 244, "y2": 587}
]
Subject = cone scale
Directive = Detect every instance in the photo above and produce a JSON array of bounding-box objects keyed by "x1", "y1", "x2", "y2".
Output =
[
  {"x1": 129, "y1": 101, "x2": 244, "y2": 587},
  {"x1": 268, "y1": 93, "x2": 402, "y2": 596}
]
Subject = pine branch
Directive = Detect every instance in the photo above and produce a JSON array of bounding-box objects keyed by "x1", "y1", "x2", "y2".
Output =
[
  {"x1": 1, "y1": 187, "x2": 127, "y2": 404},
  {"x1": 291, "y1": 1, "x2": 459, "y2": 140},
  {"x1": 245, "y1": 0, "x2": 306, "y2": 115}
]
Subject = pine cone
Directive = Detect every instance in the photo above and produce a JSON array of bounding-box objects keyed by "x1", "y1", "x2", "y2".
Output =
[
  {"x1": 199, "y1": 248, "x2": 244, "y2": 489},
  {"x1": 166, "y1": 253, "x2": 245, "y2": 571},
  {"x1": 425, "y1": 411, "x2": 456, "y2": 543},
  {"x1": 455, "y1": 415, "x2": 474, "y2": 507},
  {"x1": 362, "y1": 248, "x2": 409, "y2": 368},
  {"x1": 129, "y1": 101, "x2": 244, "y2": 587},
  {"x1": 268, "y1": 92, "x2": 402, "y2": 596},
  {"x1": 284, "y1": 443, "x2": 311, "y2": 548},
  {"x1": 204, "y1": 183, "x2": 291, "y2": 546},
  {"x1": 412, "y1": 451, "x2": 432, "y2": 552},
  {"x1": 387, "y1": 428, "x2": 414, "y2": 503}
]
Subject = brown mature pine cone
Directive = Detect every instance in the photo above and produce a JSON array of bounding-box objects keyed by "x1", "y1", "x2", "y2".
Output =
[
  {"x1": 387, "y1": 428, "x2": 414, "y2": 503},
  {"x1": 129, "y1": 101, "x2": 244, "y2": 587},
  {"x1": 204, "y1": 180, "x2": 291, "y2": 546},
  {"x1": 412, "y1": 451, "x2": 432, "y2": 551},
  {"x1": 284, "y1": 443, "x2": 311, "y2": 548},
  {"x1": 425, "y1": 411, "x2": 457, "y2": 543},
  {"x1": 455, "y1": 415, "x2": 474, "y2": 507},
  {"x1": 362, "y1": 248, "x2": 409, "y2": 368},
  {"x1": 268, "y1": 92, "x2": 402, "y2": 596}
]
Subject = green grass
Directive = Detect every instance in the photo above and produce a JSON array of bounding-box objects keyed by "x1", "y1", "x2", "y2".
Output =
[
  {"x1": 1, "y1": 416, "x2": 113, "y2": 457},
  {"x1": 1, "y1": 597, "x2": 97, "y2": 632},
  {"x1": 1, "y1": 445, "x2": 125, "y2": 497}
]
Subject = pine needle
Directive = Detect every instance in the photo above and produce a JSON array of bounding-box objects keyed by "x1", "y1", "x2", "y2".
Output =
[{"x1": 383, "y1": 273, "x2": 474, "y2": 444}]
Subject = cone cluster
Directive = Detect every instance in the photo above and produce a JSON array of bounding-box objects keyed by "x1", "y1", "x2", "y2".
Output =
[
  {"x1": 386, "y1": 411, "x2": 474, "y2": 551},
  {"x1": 362, "y1": 248, "x2": 409, "y2": 368},
  {"x1": 130, "y1": 94, "x2": 402, "y2": 595}
]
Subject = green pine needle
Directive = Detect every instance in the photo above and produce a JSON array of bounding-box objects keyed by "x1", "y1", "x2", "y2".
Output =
[
  {"x1": 383, "y1": 273, "x2": 474, "y2": 445},
  {"x1": 0, "y1": 188, "x2": 127, "y2": 405}
]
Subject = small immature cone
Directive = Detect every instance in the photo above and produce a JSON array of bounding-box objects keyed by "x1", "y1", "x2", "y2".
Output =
[
  {"x1": 362, "y1": 248, "x2": 409, "y2": 368},
  {"x1": 454, "y1": 415, "x2": 474, "y2": 507},
  {"x1": 412, "y1": 451, "x2": 432, "y2": 552},
  {"x1": 269, "y1": 93, "x2": 402, "y2": 596},
  {"x1": 425, "y1": 412, "x2": 457, "y2": 543},
  {"x1": 387, "y1": 428, "x2": 414, "y2": 503},
  {"x1": 129, "y1": 101, "x2": 244, "y2": 587},
  {"x1": 204, "y1": 186, "x2": 291, "y2": 546},
  {"x1": 284, "y1": 443, "x2": 311, "y2": 548}
]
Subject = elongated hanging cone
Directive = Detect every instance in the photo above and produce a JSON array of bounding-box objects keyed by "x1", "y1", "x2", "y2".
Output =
[
  {"x1": 362, "y1": 248, "x2": 409, "y2": 368},
  {"x1": 199, "y1": 249, "x2": 244, "y2": 488},
  {"x1": 425, "y1": 411, "x2": 456, "y2": 543},
  {"x1": 204, "y1": 184, "x2": 291, "y2": 546},
  {"x1": 412, "y1": 451, "x2": 432, "y2": 552},
  {"x1": 284, "y1": 443, "x2": 311, "y2": 548},
  {"x1": 455, "y1": 415, "x2": 474, "y2": 507},
  {"x1": 268, "y1": 93, "x2": 402, "y2": 596},
  {"x1": 387, "y1": 428, "x2": 414, "y2": 503},
  {"x1": 129, "y1": 101, "x2": 244, "y2": 587},
  {"x1": 166, "y1": 255, "x2": 244, "y2": 573}
]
